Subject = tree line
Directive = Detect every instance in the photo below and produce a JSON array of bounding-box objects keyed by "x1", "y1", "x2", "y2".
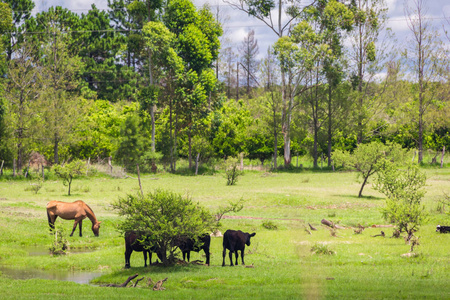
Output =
[{"x1": 0, "y1": 0, "x2": 448, "y2": 175}]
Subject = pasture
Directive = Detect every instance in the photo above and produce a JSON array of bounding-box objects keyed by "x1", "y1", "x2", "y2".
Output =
[{"x1": 0, "y1": 166, "x2": 449, "y2": 299}]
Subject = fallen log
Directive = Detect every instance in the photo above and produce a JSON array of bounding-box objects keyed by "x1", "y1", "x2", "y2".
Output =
[
  {"x1": 308, "y1": 223, "x2": 318, "y2": 231},
  {"x1": 133, "y1": 277, "x2": 145, "y2": 287},
  {"x1": 148, "y1": 277, "x2": 168, "y2": 291},
  {"x1": 321, "y1": 219, "x2": 334, "y2": 228},
  {"x1": 103, "y1": 274, "x2": 139, "y2": 287},
  {"x1": 371, "y1": 231, "x2": 385, "y2": 237}
]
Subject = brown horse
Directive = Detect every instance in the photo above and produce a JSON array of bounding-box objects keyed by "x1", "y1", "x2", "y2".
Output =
[{"x1": 46, "y1": 200, "x2": 101, "y2": 237}]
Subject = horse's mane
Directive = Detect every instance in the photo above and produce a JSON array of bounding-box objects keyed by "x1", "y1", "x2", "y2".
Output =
[{"x1": 84, "y1": 203, "x2": 96, "y2": 217}]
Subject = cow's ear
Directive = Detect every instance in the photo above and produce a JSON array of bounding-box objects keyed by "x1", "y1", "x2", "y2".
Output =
[{"x1": 250, "y1": 233, "x2": 256, "y2": 237}]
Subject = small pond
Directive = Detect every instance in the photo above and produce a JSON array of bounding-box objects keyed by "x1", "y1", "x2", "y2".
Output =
[
  {"x1": 0, "y1": 247, "x2": 102, "y2": 284},
  {"x1": 0, "y1": 266, "x2": 102, "y2": 284}
]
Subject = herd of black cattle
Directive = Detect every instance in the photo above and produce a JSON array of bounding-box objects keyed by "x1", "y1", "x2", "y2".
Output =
[
  {"x1": 124, "y1": 225, "x2": 449, "y2": 268},
  {"x1": 125, "y1": 229, "x2": 257, "y2": 268}
]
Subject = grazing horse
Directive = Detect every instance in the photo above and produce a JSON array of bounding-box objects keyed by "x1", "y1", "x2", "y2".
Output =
[
  {"x1": 125, "y1": 231, "x2": 162, "y2": 268},
  {"x1": 46, "y1": 200, "x2": 101, "y2": 237}
]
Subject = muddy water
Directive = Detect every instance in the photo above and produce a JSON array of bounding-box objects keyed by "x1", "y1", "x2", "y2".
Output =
[
  {"x1": 0, "y1": 266, "x2": 102, "y2": 284},
  {"x1": 0, "y1": 247, "x2": 102, "y2": 284}
]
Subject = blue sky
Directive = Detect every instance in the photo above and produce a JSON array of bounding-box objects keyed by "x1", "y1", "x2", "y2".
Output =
[{"x1": 33, "y1": 0, "x2": 450, "y2": 62}]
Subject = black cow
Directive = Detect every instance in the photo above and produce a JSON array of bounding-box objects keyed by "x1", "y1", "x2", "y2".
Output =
[
  {"x1": 436, "y1": 225, "x2": 450, "y2": 233},
  {"x1": 222, "y1": 230, "x2": 256, "y2": 267},
  {"x1": 174, "y1": 234, "x2": 211, "y2": 265},
  {"x1": 124, "y1": 231, "x2": 161, "y2": 268}
]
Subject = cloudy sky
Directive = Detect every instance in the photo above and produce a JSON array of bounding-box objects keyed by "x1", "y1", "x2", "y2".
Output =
[{"x1": 33, "y1": 0, "x2": 450, "y2": 60}]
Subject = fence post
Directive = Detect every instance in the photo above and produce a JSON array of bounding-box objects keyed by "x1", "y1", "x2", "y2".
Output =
[{"x1": 137, "y1": 164, "x2": 143, "y2": 197}]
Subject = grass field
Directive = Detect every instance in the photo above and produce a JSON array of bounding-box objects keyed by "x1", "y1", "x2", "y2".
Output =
[{"x1": 0, "y1": 165, "x2": 449, "y2": 299}]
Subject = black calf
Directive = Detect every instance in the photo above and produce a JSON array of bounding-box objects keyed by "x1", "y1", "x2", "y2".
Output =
[
  {"x1": 174, "y1": 234, "x2": 211, "y2": 265},
  {"x1": 436, "y1": 225, "x2": 450, "y2": 233},
  {"x1": 124, "y1": 231, "x2": 161, "y2": 268},
  {"x1": 222, "y1": 230, "x2": 256, "y2": 267}
]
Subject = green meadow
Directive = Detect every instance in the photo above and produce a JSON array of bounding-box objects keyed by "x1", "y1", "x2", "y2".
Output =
[{"x1": 0, "y1": 166, "x2": 449, "y2": 299}]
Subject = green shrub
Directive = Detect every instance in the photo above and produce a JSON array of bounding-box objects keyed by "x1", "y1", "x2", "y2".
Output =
[
  {"x1": 311, "y1": 243, "x2": 335, "y2": 255},
  {"x1": 262, "y1": 220, "x2": 278, "y2": 230}
]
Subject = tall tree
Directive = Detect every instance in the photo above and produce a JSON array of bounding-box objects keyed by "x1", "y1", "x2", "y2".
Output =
[
  {"x1": 347, "y1": 0, "x2": 388, "y2": 144},
  {"x1": 78, "y1": 5, "x2": 126, "y2": 101},
  {"x1": 36, "y1": 29, "x2": 85, "y2": 164},
  {"x1": 163, "y1": 0, "x2": 222, "y2": 170},
  {"x1": 300, "y1": 0, "x2": 353, "y2": 168},
  {"x1": 224, "y1": 0, "x2": 314, "y2": 167},
  {"x1": 4, "y1": 41, "x2": 41, "y2": 173},
  {"x1": 403, "y1": 0, "x2": 446, "y2": 164},
  {"x1": 0, "y1": 2, "x2": 12, "y2": 164},
  {"x1": 2, "y1": 0, "x2": 34, "y2": 61},
  {"x1": 220, "y1": 39, "x2": 238, "y2": 98},
  {"x1": 260, "y1": 47, "x2": 281, "y2": 169},
  {"x1": 238, "y1": 29, "x2": 259, "y2": 96}
]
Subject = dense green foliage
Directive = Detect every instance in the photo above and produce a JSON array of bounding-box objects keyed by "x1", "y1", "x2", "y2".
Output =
[
  {"x1": 0, "y1": 0, "x2": 447, "y2": 175},
  {"x1": 375, "y1": 163, "x2": 428, "y2": 239}
]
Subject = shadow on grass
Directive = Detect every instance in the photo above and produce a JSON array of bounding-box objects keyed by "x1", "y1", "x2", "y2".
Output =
[{"x1": 333, "y1": 194, "x2": 384, "y2": 201}]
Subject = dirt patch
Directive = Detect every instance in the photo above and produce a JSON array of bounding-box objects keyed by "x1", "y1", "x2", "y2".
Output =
[
  {"x1": 222, "y1": 215, "x2": 304, "y2": 222},
  {"x1": 306, "y1": 202, "x2": 379, "y2": 210}
]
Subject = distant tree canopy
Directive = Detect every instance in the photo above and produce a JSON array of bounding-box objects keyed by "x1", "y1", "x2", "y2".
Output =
[{"x1": 0, "y1": 0, "x2": 447, "y2": 173}]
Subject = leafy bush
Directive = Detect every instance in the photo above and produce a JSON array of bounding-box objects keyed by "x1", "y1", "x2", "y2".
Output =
[
  {"x1": 311, "y1": 243, "x2": 335, "y2": 255},
  {"x1": 224, "y1": 157, "x2": 243, "y2": 185},
  {"x1": 113, "y1": 189, "x2": 216, "y2": 266},
  {"x1": 375, "y1": 162, "x2": 428, "y2": 241},
  {"x1": 49, "y1": 228, "x2": 68, "y2": 256},
  {"x1": 262, "y1": 220, "x2": 278, "y2": 230},
  {"x1": 52, "y1": 160, "x2": 86, "y2": 195}
]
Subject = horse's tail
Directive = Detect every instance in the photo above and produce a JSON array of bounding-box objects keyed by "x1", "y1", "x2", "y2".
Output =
[{"x1": 46, "y1": 202, "x2": 55, "y2": 230}]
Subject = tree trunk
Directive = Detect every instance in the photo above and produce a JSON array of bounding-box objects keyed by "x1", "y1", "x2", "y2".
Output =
[
  {"x1": 236, "y1": 62, "x2": 239, "y2": 100},
  {"x1": 137, "y1": 164, "x2": 143, "y2": 197},
  {"x1": 281, "y1": 69, "x2": 291, "y2": 167},
  {"x1": 188, "y1": 129, "x2": 192, "y2": 169},
  {"x1": 68, "y1": 177, "x2": 72, "y2": 196},
  {"x1": 441, "y1": 146, "x2": 445, "y2": 168},
  {"x1": 195, "y1": 152, "x2": 200, "y2": 175},
  {"x1": 54, "y1": 133, "x2": 59, "y2": 165},
  {"x1": 151, "y1": 105, "x2": 156, "y2": 152},
  {"x1": 358, "y1": 174, "x2": 370, "y2": 198},
  {"x1": 327, "y1": 84, "x2": 332, "y2": 167}
]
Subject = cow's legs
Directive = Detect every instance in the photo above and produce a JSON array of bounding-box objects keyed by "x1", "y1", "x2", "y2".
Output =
[
  {"x1": 204, "y1": 247, "x2": 210, "y2": 266},
  {"x1": 234, "y1": 251, "x2": 239, "y2": 265},
  {"x1": 229, "y1": 251, "x2": 234, "y2": 266},
  {"x1": 241, "y1": 250, "x2": 245, "y2": 265},
  {"x1": 143, "y1": 250, "x2": 148, "y2": 267},
  {"x1": 186, "y1": 251, "x2": 191, "y2": 262},
  {"x1": 125, "y1": 248, "x2": 132, "y2": 268},
  {"x1": 222, "y1": 249, "x2": 227, "y2": 267}
]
